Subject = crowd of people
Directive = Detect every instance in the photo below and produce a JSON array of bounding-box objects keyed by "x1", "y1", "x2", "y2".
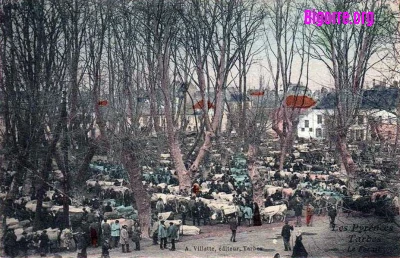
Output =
[{"x1": 1, "y1": 148, "x2": 394, "y2": 258}]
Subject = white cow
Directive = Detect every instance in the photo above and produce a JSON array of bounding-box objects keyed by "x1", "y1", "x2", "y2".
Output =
[
  {"x1": 151, "y1": 193, "x2": 167, "y2": 203},
  {"x1": 264, "y1": 185, "x2": 283, "y2": 196},
  {"x1": 213, "y1": 174, "x2": 224, "y2": 181},
  {"x1": 217, "y1": 193, "x2": 235, "y2": 203},
  {"x1": 157, "y1": 183, "x2": 168, "y2": 189},
  {"x1": 181, "y1": 225, "x2": 200, "y2": 235},
  {"x1": 167, "y1": 185, "x2": 180, "y2": 194},
  {"x1": 260, "y1": 204, "x2": 287, "y2": 223}
]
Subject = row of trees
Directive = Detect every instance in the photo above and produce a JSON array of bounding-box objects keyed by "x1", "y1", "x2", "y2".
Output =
[{"x1": 0, "y1": 0, "x2": 398, "y2": 235}]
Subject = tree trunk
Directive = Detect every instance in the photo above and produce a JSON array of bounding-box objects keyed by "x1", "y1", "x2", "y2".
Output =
[
  {"x1": 278, "y1": 135, "x2": 287, "y2": 172},
  {"x1": 189, "y1": 131, "x2": 213, "y2": 175},
  {"x1": 337, "y1": 134, "x2": 358, "y2": 193},
  {"x1": 121, "y1": 147, "x2": 151, "y2": 238},
  {"x1": 54, "y1": 150, "x2": 70, "y2": 229},
  {"x1": 8, "y1": 159, "x2": 26, "y2": 200},
  {"x1": 77, "y1": 141, "x2": 96, "y2": 184},
  {"x1": 248, "y1": 144, "x2": 263, "y2": 206}
]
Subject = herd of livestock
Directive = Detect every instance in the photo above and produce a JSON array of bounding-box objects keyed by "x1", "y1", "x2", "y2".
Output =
[{"x1": 0, "y1": 140, "x2": 399, "y2": 256}]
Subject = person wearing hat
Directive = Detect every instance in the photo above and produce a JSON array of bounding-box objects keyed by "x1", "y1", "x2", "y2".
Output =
[
  {"x1": 4, "y1": 228, "x2": 17, "y2": 257},
  {"x1": 101, "y1": 238, "x2": 111, "y2": 258},
  {"x1": 76, "y1": 231, "x2": 88, "y2": 258},
  {"x1": 158, "y1": 220, "x2": 168, "y2": 250},
  {"x1": 294, "y1": 201, "x2": 303, "y2": 227},
  {"x1": 18, "y1": 231, "x2": 29, "y2": 257},
  {"x1": 167, "y1": 222, "x2": 178, "y2": 251},
  {"x1": 292, "y1": 231, "x2": 308, "y2": 258},
  {"x1": 328, "y1": 206, "x2": 337, "y2": 231},
  {"x1": 111, "y1": 220, "x2": 121, "y2": 248},
  {"x1": 132, "y1": 223, "x2": 141, "y2": 251},
  {"x1": 151, "y1": 217, "x2": 161, "y2": 245},
  {"x1": 39, "y1": 230, "x2": 49, "y2": 257},
  {"x1": 104, "y1": 202, "x2": 113, "y2": 213},
  {"x1": 229, "y1": 216, "x2": 238, "y2": 242},
  {"x1": 120, "y1": 224, "x2": 131, "y2": 253},
  {"x1": 281, "y1": 221, "x2": 294, "y2": 251},
  {"x1": 101, "y1": 219, "x2": 112, "y2": 243}
]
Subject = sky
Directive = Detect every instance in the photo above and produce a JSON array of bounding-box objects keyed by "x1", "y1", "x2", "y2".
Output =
[{"x1": 243, "y1": 0, "x2": 400, "y2": 92}]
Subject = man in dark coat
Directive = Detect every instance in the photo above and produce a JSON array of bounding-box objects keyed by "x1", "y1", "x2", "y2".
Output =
[
  {"x1": 4, "y1": 228, "x2": 18, "y2": 257},
  {"x1": 179, "y1": 203, "x2": 188, "y2": 225},
  {"x1": 132, "y1": 226, "x2": 141, "y2": 251},
  {"x1": 102, "y1": 219, "x2": 112, "y2": 242},
  {"x1": 253, "y1": 203, "x2": 262, "y2": 226},
  {"x1": 192, "y1": 204, "x2": 200, "y2": 226},
  {"x1": 92, "y1": 198, "x2": 100, "y2": 210},
  {"x1": 94, "y1": 181, "x2": 101, "y2": 197},
  {"x1": 39, "y1": 230, "x2": 50, "y2": 257},
  {"x1": 101, "y1": 239, "x2": 111, "y2": 258},
  {"x1": 18, "y1": 231, "x2": 29, "y2": 258},
  {"x1": 76, "y1": 231, "x2": 88, "y2": 258},
  {"x1": 104, "y1": 202, "x2": 113, "y2": 213},
  {"x1": 294, "y1": 202, "x2": 303, "y2": 227},
  {"x1": 203, "y1": 205, "x2": 211, "y2": 225},
  {"x1": 229, "y1": 216, "x2": 238, "y2": 242},
  {"x1": 167, "y1": 222, "x2": 178, "y2": 251},
  {"x1": 281, "y1": 221, "x2": 294, "y2": 251},
  {"x1": 328, "y1": 207, "x2": 337, "y2": 230},
  {"x1": 124, "y1": 190, "x2": 132, "y2": 207}
]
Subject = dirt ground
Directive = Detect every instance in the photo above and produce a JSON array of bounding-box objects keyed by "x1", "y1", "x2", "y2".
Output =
[{"x1": 14, "y1": 213, "x2": 400, "y2": 258}]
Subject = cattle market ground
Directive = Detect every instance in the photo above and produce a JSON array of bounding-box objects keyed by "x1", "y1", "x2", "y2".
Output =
[{"x1": 21, "y1": 213, "x2": 400, "y2": 258}]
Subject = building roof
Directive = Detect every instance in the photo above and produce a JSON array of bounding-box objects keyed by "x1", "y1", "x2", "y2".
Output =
[
  {"x1": 361, "y1": 87, "x2": 399, "y2": 110},
  {"x1": 315, "y1": 92, "x2": 337, "y2": 109},
  {"x1": 315, "y1": 87, "x2": 400, "y2": 111}
]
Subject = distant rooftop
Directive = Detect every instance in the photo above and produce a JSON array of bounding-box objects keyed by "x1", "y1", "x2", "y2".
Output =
[{"x1": 315, "y1": 87, "x2": 400, "y2": 110}]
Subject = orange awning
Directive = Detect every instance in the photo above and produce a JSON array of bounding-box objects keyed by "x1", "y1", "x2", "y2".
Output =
[
  {"x1": 249, "y1": 90, "x2": 265, "y2": 96},
  {"x1": 193, "y1": 99, "x2": 215, "y2": 110},
  {"x1": 98, "y1": 100, "x2": 108, "y2": 106},
  {"x1": 285, "y1": 95, "x2": 316, "y2": 108}
]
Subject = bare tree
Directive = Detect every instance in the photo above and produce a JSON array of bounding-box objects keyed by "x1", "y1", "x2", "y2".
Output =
[
  {"x1": 309, "y1": 0, "x2": 397, "y2": 191},
  {"x1": 264, "y1": 0, "x2": 312, "y2": 171},
  {"x1": 0, "y1": 0, "x2": 73, "y2": 230}
]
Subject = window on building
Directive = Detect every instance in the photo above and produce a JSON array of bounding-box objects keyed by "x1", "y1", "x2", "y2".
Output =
[
  {"x1": 358, "y1": 115, "x2": 364, "y2": 125},
  {"x1": 316, "y1": 128, "x2": 322, "y2": 137},
  {"x1": 355, "y1": 129, "x2": 364, "y2": 140},
  {"x1": 301, "y1": 128, "x2": 305, "y2": 132},
  {"x1": 309, "y1": 128, "x2": 313, "y2": 132},
  {"x1": 305, "y1": 120, "x2": 309, "y2": 128},
  {"x1": 317, "y1": 115, "x2": 322, "y2": 124}
]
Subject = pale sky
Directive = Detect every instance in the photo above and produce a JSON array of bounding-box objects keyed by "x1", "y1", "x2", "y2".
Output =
[{"x1": 243, "y1": 0, "x2": 400, "y2": 91}]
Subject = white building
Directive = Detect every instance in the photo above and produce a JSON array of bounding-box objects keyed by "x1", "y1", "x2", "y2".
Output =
[
  {"x1": 297, "y1": 109, "x2": 333, "y2": 140},
  {"x1": 297, "y1": 85, "x2": 400, "y2": 141}
]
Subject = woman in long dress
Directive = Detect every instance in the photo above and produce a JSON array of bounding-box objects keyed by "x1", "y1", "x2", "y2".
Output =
[
  {"x1": 292, "y1": 232, "x2": 308, "y2": 258},
  {"x1": 253, "y1": 202, "x2": 262, "y2": 226}
]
